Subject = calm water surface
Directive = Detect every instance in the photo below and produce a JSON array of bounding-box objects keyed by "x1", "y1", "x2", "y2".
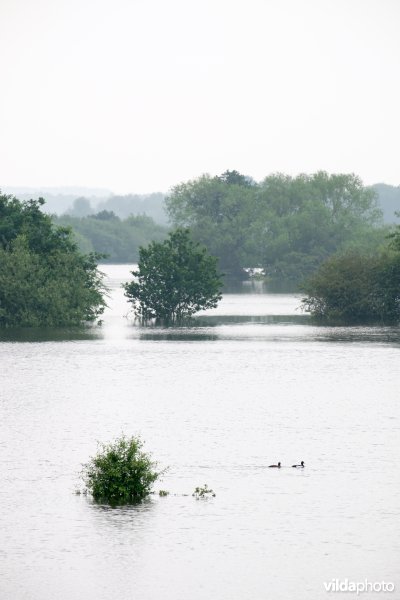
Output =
[{"x1": 1, "y1": 265, "x2": 399, "y2": 600}]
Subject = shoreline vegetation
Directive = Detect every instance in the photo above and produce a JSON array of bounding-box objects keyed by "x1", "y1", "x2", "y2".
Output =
[
  {"x1": 1, "y1": 170, "x2": 400, "y2": 328},
  {"x1": 0, "y1": 194, "x2": 106, "y2": 327}
]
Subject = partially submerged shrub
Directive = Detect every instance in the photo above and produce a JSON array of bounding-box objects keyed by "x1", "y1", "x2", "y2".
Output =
[
  {"x1": 192, "y1": 484, "x2": 216, "y2": 499},
  {"x1": 82, "y1": 435, "x2": 163, "y2": 505}
]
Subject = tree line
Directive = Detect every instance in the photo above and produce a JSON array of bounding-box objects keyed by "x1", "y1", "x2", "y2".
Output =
[
  {"x1": 54, "y1": 211, "x2": 168, "y2": 263},
  {"x1": 0, "y1": 192, "x2": 222, "y2": 327},
  {"x1": 1, "y1": 171, "x2": 400, "y2": 328},
  {"x1": 52, "y1": 170, "x2": 391, "y2": 287},
  {"x1": 166, "y1": 170, "x2": 387, "y2": 287}
]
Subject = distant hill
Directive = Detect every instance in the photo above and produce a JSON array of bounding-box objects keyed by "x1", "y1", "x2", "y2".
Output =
[
  {"x1": 3, "y1": 182, "x2": 399, "y2": 225},
  {"x1": 372, "y1": 183, "x2": 400, "y2": 223},
  {"x1": 1, "y1": 186, "x2": 168, "y2": 225},
  {"x1": 2, "y1": 185, "x2": 112, "y2": 197},
  {"x1": 96, "y1": 193, "x2": 168, "y2": 225},
  {"x1": 1, "y1": 186, "x2": 112, "y2": 216}
]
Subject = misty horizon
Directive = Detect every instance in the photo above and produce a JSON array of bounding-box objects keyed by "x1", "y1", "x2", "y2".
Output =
[{"x1": 1, "y1": 0, "x2": 399, "y2": 192}]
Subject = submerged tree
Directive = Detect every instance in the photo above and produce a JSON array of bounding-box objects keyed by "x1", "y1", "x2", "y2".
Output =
[
  {"x1": 0, "y1": 193, "x2": 106, "y2": 327},
  {"x1": 124, "y1": 228, "x2": 223, "y2": 323},
  {"x1": 82, "y1": 435, "x2": 162, "y2": 505},
  {"x1": 301, "y1": 250, "x2": 400, "y2": 324}
]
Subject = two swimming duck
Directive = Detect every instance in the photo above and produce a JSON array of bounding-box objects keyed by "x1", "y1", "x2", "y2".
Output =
[{"x1": 268, "y1": 461, "x2": 305, "y2": 468}]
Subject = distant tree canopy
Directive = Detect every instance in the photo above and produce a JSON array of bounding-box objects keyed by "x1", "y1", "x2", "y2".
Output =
[
  {"x1": 371, "y1": 183, "x2": 400, "y2": 223},
  {"x1": 166, "y1": 171, "x2": 258, "y2": 277},
  {"x1": 0, "y1": 194, "x2": 106, "y2": 327},
  {"x1": 124, "y1": 228, "x2": 223, "y2": 324},
  {"x1": 49, "y1": 172, "x2": 388, "y2": 285},
  {"x1": 166, "y1": 170, "x2": 385, "y2": 287},
  {"x1": 54, "y1": 212, "x2": 168, "y2": 263},
  {"x1": 67, "y1": 197, "x2": 93, "y2": 217},
  {"x1": 96, "y1": 192, "x2": 167, "y2": 224}
]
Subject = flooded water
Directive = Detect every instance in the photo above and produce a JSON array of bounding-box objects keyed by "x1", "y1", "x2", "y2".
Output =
[{"x1": 1, "y1": 265, "x2": 399, "y2": 599}]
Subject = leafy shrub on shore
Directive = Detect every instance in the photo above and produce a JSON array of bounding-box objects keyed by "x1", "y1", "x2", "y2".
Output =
[{"x1": 82, "y1": 435, "x2": 163, "y2": 505}]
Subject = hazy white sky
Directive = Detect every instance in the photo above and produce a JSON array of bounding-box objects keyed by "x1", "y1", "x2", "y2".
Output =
[{"x1": 1, "y1": 0, "x2": 399, "y2": 193}]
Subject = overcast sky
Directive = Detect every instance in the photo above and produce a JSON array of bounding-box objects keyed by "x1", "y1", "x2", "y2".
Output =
[{"x1": 1, "y1": 0, "x2": 399, "y2": 194}]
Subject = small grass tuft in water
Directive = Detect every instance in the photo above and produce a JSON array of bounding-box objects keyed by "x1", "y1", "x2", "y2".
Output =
[
  {"x1": 82, "y1": 435, "x2": 164, "y2": 505},
  {"x1": 192, "y1": 484, "x2": 216, "y2": 499},
  {"x1": 158, "y1": 489, "x2": 169, "y2": 497}
]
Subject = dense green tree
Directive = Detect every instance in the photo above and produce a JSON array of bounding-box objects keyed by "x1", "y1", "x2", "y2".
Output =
[
  {"x1": 387, "y1": 222, "x2": 400, "y2": 251},
  {"x1": 217, "y1": 169, "x2": 255, "y2": 186},
  {"x1": 301, "y1": 249, "x2": 400, "y2": 324},
  {"x1": 82, "y1": 435, "x2": 162, "y2": 505},
  {"x1": 0, "y1": 193, "x2": 105, "y2": 327},
  {"x1": 258, "y1": 173, "x2": 384, "y2": 285},
  {"x1": 0, "y1": 195, "x2": 74, "y2": 254},
  {"x1": 255, "y1": 172, "x2": 384, "y2": 285},
  {"x1": 124, "y1": 228, "x2": 223, "y2": 323}
]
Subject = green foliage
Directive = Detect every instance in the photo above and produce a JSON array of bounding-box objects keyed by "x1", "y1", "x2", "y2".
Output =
[
  {"x1": 166, "y1": 171, "x2": 385, "y2": 287},
  {"x1": 387, "y1": 223, "x2": 400, "y2": 251},
  {"x1": 217, "y1": 169, "x2": 255, "y2": 186},
  {"x1": 192, "y1": 484, "x2": 216, "y2": 499},
  {"x1": 166, "y1": 173, "x2": 259, "y2": 277},
  {"x1": 54, "y1": 212, "x2": 168, "y2": 263},
  {"x1": 82, "y1": 435, "x2": 162, "y2": 505},
  {"x1": 0, "y1": 194, "x2": 75, "y2": 254},
  {"x1": 0, "y1": 193, "x2": 106, "y2": 327},
  {"x1": 301, "y1": 249, "x2": 400, "y2": 324},
  {"x1": 124, "y1": 228, "x2": 223, "y2": 324}
]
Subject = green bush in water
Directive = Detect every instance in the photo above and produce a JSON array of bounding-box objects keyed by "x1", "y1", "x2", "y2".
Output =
[
  {"x1": 192, "y1": 484, "x2": 216, "y2": 498},
  {"x1": 82, "y1": 435, "x2": 162, "y2": 505}
]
